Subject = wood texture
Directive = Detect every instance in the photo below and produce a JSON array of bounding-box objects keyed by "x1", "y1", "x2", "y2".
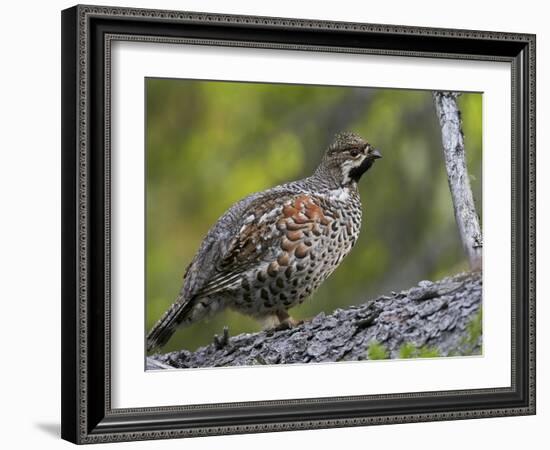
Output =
[
  {"x1": 433, "y1": 91, "x2": 483, "y2": 271},
  {"x1": 147, "y1": 272, "x2": 481, "y2": 369}
]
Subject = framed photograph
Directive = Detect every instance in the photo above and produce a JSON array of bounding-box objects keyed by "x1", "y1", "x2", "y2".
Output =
[{"x1": 61, "y1": 4, "x2": 536, "y2": 444}]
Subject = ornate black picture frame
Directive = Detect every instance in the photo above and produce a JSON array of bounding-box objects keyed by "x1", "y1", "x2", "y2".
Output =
[{"x1": 61, "y1": 4, "x2": 536, "y2": 444}]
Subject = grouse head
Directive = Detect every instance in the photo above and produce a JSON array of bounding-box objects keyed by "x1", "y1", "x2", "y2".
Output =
[{"x1": 319, "y1": 132, "x2": 382, "y2": 188}]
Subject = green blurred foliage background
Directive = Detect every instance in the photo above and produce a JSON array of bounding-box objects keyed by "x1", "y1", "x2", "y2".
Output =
[{"x1": 146, "y1": 78, "x2": 482, "y2": 353}]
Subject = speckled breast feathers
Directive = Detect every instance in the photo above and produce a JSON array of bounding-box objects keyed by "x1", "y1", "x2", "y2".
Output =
[{"x1": 228, "y1": 190, "x2": 362, "y2": 317}]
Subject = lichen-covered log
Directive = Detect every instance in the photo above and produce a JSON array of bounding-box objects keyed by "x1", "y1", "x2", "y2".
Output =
[{"x1": 147, "y1": 272, "x2": 482, "y2": 369}]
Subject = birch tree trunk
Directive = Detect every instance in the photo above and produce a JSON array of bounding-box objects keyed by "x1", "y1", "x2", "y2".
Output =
[{"x1": 433, "y1": 91, "x2": 483, "y2": 271}]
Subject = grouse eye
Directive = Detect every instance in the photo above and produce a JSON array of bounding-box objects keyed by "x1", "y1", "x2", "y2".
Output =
[{"x1": 349, "y1": 149, "x2": 359, "y2": 157}]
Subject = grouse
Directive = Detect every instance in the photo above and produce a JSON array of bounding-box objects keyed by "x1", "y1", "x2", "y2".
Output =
[{"x1": 147, "y1": 132, "x2": 381, "y2": 352}]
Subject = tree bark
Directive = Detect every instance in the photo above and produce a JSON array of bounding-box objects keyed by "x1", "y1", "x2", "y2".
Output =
[
  {"x1": 147, "y1": 272, "x2": 482, "y2": 370},
  {"x1": 433, "y1": 91, "x2": 483, "y2": 271}
]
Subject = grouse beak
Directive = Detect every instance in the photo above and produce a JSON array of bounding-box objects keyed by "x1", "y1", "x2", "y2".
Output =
[{"x1": 370, "y1": 148, "x2": 382, "y2": 159}]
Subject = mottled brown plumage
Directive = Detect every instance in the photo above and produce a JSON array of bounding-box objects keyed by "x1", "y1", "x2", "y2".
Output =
[{"x1": 147, "y1": 132, "x2": 381, "y2": 352}]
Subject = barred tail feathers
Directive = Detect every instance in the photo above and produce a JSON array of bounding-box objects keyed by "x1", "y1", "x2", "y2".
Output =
[
  {"x1": 146, "y1": 294, "x2": 221, "y2": 353},
  {"x1": 146, "y1": 294, "x2": 192, "y2": 353}
]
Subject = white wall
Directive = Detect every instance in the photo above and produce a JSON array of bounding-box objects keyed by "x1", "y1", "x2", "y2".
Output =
[{"x1": 0, "y1": 0, "x2": 545, "y2": 448}]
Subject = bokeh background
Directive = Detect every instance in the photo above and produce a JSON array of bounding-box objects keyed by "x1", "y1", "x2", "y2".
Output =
[{"x1": 146, "y1": 78, "x2": 482, "y2": 353}]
